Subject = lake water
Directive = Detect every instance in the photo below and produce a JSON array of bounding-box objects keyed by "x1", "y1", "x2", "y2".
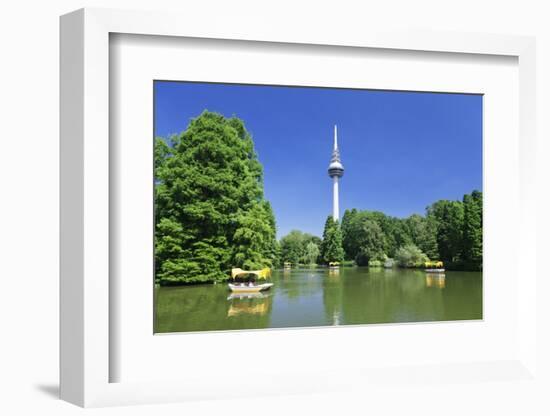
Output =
[{"x1": 154, "y1": 267, "x2": 482, "y2": 333}]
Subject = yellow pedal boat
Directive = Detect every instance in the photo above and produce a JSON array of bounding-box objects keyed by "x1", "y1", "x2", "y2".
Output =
[
  {"x1": 228, "y1": 282, "x2": 274, "y2": 293},
  {"x1": 229, "y1": 267, "x2": 273, "y2": 293}
]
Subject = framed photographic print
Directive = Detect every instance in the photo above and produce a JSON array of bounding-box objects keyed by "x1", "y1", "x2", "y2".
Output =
[
  {"x1": 152, "y1": 81, "x2": 483, "y2": 334},
  {"x1": 60, "y1": 8, "x2": 539, "y2": 408}
]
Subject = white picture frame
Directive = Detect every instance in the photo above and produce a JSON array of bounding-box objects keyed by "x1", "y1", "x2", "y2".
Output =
[{"x1": 60, "y1": 7, "x2": 538, "y2": 408}]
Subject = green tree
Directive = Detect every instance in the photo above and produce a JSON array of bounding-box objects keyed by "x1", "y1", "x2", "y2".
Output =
[
  {"x1": 155, "y1": 111, "x2": 276, "y2": 284},
  {"x1": 428, "y1": 200, "x2": 464, "y2": 263},
  {"x1": 279, "y1": 230, "x2": 322, "y2": 265},
  {"x1": 304, "y1": 241, "x2": 320, "y2": 265},
  {"x1": 321, "y1": 216, "x2": 345, "y2": 264},
  {"x1": 280, "y1": 230, "x2": 307, "y2": 265},
  {"x1": 341, "y1": 209, "x2": 357, "y2": 260},
  {"x1": 232, "y1": 202, "x2": 277, "y2": 270},
  {"x1": 387, "y1": 218, "x2": 413, "y2": 256},
  {"x1": 341, "y1": 209, "x2": 362, "y2": 260},
  {"x1": 395, "y1": 244, "x2": 429, "y2": 268},
  {"x1": 406, "y1": 214, "x2": 439, "y2": 260},
  {"x1": 260, "y1": 200, "x2": 279, "y2": 266},
  {"x1": 422, "y1": 214, "x2": 440, "y2": 260},
  {"x1": 354, "y1": 219, "x2": 387, "y2": 266},
  {"x1": 462, "y1": 190, "x2": 483, "y2": 267}
]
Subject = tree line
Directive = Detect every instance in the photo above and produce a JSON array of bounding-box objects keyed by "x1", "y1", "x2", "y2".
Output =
[{"x1": 279, "y1": 190, "x2": 482, "y2": 271}]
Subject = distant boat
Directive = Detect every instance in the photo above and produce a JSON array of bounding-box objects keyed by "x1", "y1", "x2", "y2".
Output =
[
  {"x1": 328, "y1": 261, "x2": 340, "y2": 269},
  {"x1": 425, "y1": 261, "x2": 445, "y2": 273}
]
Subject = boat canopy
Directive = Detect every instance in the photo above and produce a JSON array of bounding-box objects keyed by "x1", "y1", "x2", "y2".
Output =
[
  {"x1": 424, "y1": 261, "x2": 444, "y2": 268},
  {"x1": 231, "y1": 267, "x2": 271, "y2": 280}
]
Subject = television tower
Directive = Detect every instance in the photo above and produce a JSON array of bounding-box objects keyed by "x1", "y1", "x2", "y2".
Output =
[{"x1": 327, "y1": 125, "x2": 344, "y2": 221}]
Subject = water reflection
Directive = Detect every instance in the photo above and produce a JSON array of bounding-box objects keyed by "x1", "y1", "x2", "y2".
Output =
[
  {"x1": 227, "y1": 293, "x2": 272, "y2": 317},
  {"x1": 425, "y1": 273, "x2": 446, "y2": 289},
  {"x1": 328, "y1": 268, "x2": 340, "y2": 277},
  {"x1": 155, "y1": 268, "x2": 482, "y2": 333},
  {"x1": 227, "y1": 292, "x2": 270, "y2": 300}
]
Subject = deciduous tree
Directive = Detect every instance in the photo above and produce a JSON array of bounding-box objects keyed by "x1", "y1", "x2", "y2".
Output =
[{"x1": 395, "y1": 244, "x2": 429, "y2": 268}]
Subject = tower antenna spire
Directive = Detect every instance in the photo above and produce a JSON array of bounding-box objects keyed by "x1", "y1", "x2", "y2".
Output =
[{"x1": 334, "y1": 125, "x2": 338, "y2": 150}]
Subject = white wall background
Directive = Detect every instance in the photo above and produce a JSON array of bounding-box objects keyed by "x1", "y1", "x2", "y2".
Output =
[{"x1": 0, "y1": 1, "x2": 549, "y2": 415}]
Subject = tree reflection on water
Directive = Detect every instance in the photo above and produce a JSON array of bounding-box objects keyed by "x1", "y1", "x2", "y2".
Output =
[{"x1": 155, "y1": 267, "x2": 482, "y2": 333}]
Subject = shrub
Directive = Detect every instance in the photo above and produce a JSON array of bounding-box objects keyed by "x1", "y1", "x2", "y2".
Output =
[
  {"x1": 395, "y1": 244, "x2": 428, "y2": 268},
  {"x1": 384, "y1": 258, "x2": 395, "y2": 268},
  {"x1": 355, "y1": 249, "x2": 386, "y2": 267}
]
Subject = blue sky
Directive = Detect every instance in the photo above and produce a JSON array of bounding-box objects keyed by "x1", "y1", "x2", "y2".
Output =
[{"x1": 154, "y1": 81, "x2": 482, "y2": 238}]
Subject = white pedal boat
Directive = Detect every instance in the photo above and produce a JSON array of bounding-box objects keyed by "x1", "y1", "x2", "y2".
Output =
[{"x1": 228, "y1": 282, "x2": 273, "y2": 293}]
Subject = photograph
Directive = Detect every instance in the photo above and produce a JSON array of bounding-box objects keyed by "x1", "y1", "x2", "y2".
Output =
[{"x1": 153, "y1": 81, "x2": 483, "y2": 333}]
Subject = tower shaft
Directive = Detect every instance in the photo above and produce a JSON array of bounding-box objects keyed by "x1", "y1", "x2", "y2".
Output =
[{"x1": 333, "y1": 176, "x2": 340, "y2": 221}]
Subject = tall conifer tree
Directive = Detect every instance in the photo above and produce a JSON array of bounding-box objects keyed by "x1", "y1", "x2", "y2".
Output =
[
  {"x1": 320, "y1": 216, "x2": 345, "y2": 264},
  {"x1": 155, "y1": 111, "x2": 277, "y2": 284},
  {"x1": 462, "y1": 190, "x2": 483, "y2": 267}
]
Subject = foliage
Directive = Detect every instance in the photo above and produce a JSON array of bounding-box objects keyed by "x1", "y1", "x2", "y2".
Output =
[
  {"x1": 155, "y1": 111, "x2": 277, "y2": 284},
  {"x1": 320, "y1": 216, "x2": 345, "y2": 264},
  {"x1": 341, "y1": 209, "x2": 358, "y2": 260},
  {"x1": 395, "y1": 244, "x2": 429, "y2": 268},
  {"x1": 427, "y1": 199, "x2": 464, "y2": 263},
  {"x1": 304, "y1": 241, "x2": 321, "y2": 265},
  {"x1": 406, "y1": 214, "x2": 439, "y2": 260},
  {"x1": 340, "y1": 190, "x2": 482, "y2": 271},
  {"x1": 341, "y1": 209, "x2": 411, "y2": 260},
  {"x1": 353, "y1": 219, "x2": 387, "y2": 266},
  {"x1": 462, "y1": 190, "x2": 483, "y2": 265},
  {"x1": 279, "y1": 230, "x2": 321, "y2": 265},
  {"x1": 368, "y1": 259, "x2": 383, "y2": 267},
  {"x1": 279, "y1": 231, "x2": 304, "y2": 266},
  {"x1": 232, "y1": 201, "x2": 278, "y2": 270}
]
